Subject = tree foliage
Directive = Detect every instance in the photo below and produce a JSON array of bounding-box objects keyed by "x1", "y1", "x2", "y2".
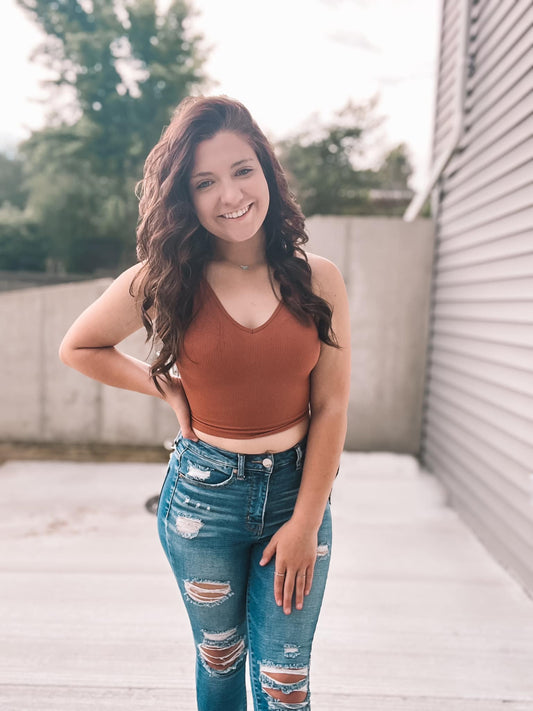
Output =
[
  {"x1": 375, "y1": 143, "x2": 413, "y2": 191},
  {"x1": 2, "y1": 1, "x2": 421, "y2": 273},
  {"x1": 9, "y1": 0, "x2": 207, "y2": 272},
  {"x1": 0, "y1": 154, "x2": 29, "y2": 211},
  {"x1": 277, "y1": 100, "x2": 414, "y2": 217},
  {"x1": 0, "y1": 204, "x2": 46, "y2": 271}
]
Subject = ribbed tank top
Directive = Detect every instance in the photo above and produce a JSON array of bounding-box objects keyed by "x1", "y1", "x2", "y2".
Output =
[{"x1": 177, "y1": 278, "x2": 321, "y2": 438}]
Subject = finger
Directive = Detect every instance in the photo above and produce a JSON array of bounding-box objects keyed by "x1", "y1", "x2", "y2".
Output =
[
  {"x1": 259, "y1": 542, "x2": 275, "y2": 567},
  {"x1": 180, "y1": 425, "x2": 197, "y2": 441},
  {"x1": 180, "y1": 426, "x2": 198, "y2": 442},
  {"x1": 304, "y1": 564, "x2": 315, "y2": 596},
  {"x1": 283, "y1": 571, "x2": 296, "y2": 615},
  {"x1": 175, "y1": 412, "x2": 198, "y2": 441},
  {"x1": 274, "y1": 569, "x2": 285, "y2": 606},
  {"x1": 294, "y1": 570, "x2": 306, "y2": 610},
  {"x1": 171, "y1": 390, "x2": 197, "y2": 441}
]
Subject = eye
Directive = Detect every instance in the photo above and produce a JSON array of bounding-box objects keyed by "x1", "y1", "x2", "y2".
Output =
[
  {"x1": 196, "y1": 179, "x2": 213, "y2": 190},
  {"x1": 236, "y1": 167, "x2": 253, "y2": 177}
]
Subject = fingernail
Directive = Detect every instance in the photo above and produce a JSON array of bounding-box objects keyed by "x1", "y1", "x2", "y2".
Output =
[{"x1": 296, "y1": 603, "x2": 302, "y2": 610}]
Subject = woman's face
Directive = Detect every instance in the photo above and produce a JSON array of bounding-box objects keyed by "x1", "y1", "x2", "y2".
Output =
[{"x1": 189, "y1": 131, "x2": 270, "y2": 245}]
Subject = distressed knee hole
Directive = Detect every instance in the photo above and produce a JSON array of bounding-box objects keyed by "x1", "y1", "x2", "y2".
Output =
[
  {"x1": 198, "y1": 628, "x2": 245, "y2": 675},
  {"x1": 184, "y1": 580, "x2": 232, "y2": 605},
  {"x1": 175, "y1": 515, "x2": 203, "y2": 538},
  {"x1": 199, "y1": 636, "x2": 245, "y2": 673},
  {"x1": 202, "y1": 627, "x2": 237, "y2": 642},
  {"x1": 260, "y1": 664, "x2": 309, "y2": 705}
]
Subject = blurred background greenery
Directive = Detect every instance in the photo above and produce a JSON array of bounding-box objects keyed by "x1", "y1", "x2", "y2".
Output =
[{"x1": 1, "y1": 0, "x2": 423, "y2": 277}]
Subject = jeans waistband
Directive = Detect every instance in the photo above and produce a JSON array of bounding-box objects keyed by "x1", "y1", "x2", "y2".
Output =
[{"x1": 173, "y1": 432, "x2": 307, "y2": 473}]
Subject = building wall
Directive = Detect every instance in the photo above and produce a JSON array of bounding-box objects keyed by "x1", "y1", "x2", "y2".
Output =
[
  {"x1": 0, "y1": 216, "x2": 434, "y2": 453},
  {"x1": 421, "y1": 0, "x2": 533, "y2": 593}
]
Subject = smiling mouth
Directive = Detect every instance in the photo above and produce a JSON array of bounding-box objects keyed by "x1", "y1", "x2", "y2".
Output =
[{"x1": 220, "y1": 203, "x2": 252, "y2": 219}]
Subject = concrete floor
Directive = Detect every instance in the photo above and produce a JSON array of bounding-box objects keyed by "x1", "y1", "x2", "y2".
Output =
[{"x1": 1, "y1": 451, "x2": 533, "y2": 710}]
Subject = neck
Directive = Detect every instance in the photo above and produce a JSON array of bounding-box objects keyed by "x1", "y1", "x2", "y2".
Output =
[{"x1": 212, "y1": 230, "x2": 266, "y2": 269}]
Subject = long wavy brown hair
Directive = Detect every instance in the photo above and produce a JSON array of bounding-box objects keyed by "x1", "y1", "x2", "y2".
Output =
[{"x1": 133, "y1": 95, "x2": 338, "y2": 390}]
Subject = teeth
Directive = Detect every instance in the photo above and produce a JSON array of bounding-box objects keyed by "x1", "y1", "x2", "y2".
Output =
[{"x1": 222, "y1": 204, "x2": 251, "y2": 219}]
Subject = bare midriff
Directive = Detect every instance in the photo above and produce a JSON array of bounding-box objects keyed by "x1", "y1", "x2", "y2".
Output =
[{"x1": 193, "y1": 415, "x2": 310, "y2": 454}]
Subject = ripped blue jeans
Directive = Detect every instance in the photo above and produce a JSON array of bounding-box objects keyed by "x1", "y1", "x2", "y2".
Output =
[{"x1": 157, "y1": 433, "x2": 332, "y2": 711}]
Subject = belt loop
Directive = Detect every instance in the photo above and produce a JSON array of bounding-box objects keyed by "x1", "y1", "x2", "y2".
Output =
[
  {"x1": 237, "y1": 453, "x2": 245, "y2": 480},
  {"x1": 295, "y1": 442, "x2": 303, "y2": 469}
]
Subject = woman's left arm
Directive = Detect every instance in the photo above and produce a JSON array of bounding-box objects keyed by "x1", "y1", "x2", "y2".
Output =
[{"x1": 259, "y1": 254, "x2": 351, "y2": 613}]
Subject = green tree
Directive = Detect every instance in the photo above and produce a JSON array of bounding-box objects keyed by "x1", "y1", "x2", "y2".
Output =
[
  {"x1": 13, "y1": 0, "x2": 207, "y2": 272},
  {"x1": 277, "y1": 99, "x2": 414, "y2": 217},
  {"x1": 375, "y1": 143, "x2": 413, "y2": 190},
  {"x1": 0, "y1": 153, "x2": 29, "y2": 210},
  {"x1": 0, "y1": 204, "x2": 46, "y2": 271}
]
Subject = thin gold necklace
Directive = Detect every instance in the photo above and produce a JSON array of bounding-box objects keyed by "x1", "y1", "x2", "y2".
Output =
[{"x1": 222, "y1": 260, "x2": 266, "y2": 270}]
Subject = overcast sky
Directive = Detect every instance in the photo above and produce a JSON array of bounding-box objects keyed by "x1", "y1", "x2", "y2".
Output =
[{"x1": 1, "y1": 0, "x2": 441, "y2": 190}]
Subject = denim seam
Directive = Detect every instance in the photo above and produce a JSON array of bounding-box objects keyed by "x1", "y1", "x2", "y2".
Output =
[
  {"x1": 246, "y1": 588, "x2": 262, "y2": 709},
  {"x1": 179, "y1": 444, "x2": 236, "y2": 470},
  {"x1": 155, "y1": 460, "x2": 172, "y2": 519},
  {"x1": 186, "y1": 453, "x2": 234, "y2": 469},
  {"x1": 178, "y1": 470, "x2": 236, "y2": 490},
  {"x1": 162, "y1": 515, "x2": 171, "y2": 592},
  {"x1": 245, "y1": 469, "x2": 272, "y2": 536},
  {"x1": 258, "y1": 469, "x2": 273, "y2": 536},
  {"x1": 164, "y1": 450, "x2": 182, "y2": 522},
  {"x1": 173, "y1": 437, "x2": 191, "y2": 456}
]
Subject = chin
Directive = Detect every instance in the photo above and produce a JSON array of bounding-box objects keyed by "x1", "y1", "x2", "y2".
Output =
[
  {"x1": 216, "y1": 231, "x2": 260, "y2": 244},
  {"x1": 213, "y1": 221, "x2": 266, "y2": 244}
]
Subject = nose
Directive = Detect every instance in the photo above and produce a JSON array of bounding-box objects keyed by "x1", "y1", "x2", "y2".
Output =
[{"x1": 218, "y1": 178, "x2": 243, "y2": 208}]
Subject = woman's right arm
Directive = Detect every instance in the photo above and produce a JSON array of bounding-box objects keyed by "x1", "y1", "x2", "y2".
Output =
[{"x1": 58, "y1": 262, "x2": 197, "y2": 439}]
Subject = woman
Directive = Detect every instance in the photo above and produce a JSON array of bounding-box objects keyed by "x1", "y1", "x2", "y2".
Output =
[{"x1": 59, "y1": 95, "x2": 351, "y2": 711}]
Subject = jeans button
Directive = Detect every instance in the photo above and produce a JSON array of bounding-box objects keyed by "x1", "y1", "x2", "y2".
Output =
[{"x1": 262, "y1": 457, "x2": 273, "y2": 468}]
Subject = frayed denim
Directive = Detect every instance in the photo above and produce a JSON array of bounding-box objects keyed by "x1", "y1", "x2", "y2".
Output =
[{"x1": 157, "y1": 434, "x2": 332, "y2": 711}]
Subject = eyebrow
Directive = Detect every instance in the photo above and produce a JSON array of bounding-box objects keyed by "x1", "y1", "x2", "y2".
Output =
[{"x1": 191, "y1": 158, "x2": 255, "y2": 180}]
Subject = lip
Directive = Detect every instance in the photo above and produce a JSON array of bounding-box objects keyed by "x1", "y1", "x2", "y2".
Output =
[{"x1": 219, "y1": 203, "x2": 253, "y2": 220}]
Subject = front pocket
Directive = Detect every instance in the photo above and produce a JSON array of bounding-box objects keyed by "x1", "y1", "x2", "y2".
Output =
[{"x1": 178, "y1": 450, "x2": 235, "y2": 488}]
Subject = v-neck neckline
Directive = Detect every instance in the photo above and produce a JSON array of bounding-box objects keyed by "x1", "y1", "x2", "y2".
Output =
[{"x1": 203, "y1": 278, "x2": 284, "y2": 334}]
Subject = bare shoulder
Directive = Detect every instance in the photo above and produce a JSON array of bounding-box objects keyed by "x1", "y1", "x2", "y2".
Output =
[
  {"x1": 114, "y1": 261, "x2": 147, "y2": 298},
  {"x1": 103, "y1": 261, "x2": 152, "y2": 313},
  {"x1": 304, "y1": 251, "x2": 345, "y2": 300}
]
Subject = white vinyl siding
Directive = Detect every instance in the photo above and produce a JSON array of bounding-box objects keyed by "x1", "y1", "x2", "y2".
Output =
[
  {"x1": 421, "y1": 0, "x2": 533, "y2": 594},
  {"x1": 432, "y1": 0, "x2": 466, "y2": 165}
]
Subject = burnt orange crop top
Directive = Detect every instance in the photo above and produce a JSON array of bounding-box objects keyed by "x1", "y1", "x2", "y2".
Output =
[{"x1": 176, "y1": 278, "x2": 321, "y2": 438}]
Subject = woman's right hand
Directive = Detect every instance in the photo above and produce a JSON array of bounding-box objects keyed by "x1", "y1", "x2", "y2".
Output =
[{"x1": 161, "y1": 375, "x2": 199, "y2": 441}]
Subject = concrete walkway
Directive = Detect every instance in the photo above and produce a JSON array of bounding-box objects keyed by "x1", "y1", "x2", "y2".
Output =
[{"x1": 1, "y1": 451, "x2": 533, "y2": 710}]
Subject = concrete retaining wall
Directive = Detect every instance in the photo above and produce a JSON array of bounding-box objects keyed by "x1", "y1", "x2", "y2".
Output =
[
  {"x1": 0, "y1": 217, "x2": 434, "y2": 452},
  {"x1": 306, "y1": 216, "x2": 434, "y2": 452}
]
